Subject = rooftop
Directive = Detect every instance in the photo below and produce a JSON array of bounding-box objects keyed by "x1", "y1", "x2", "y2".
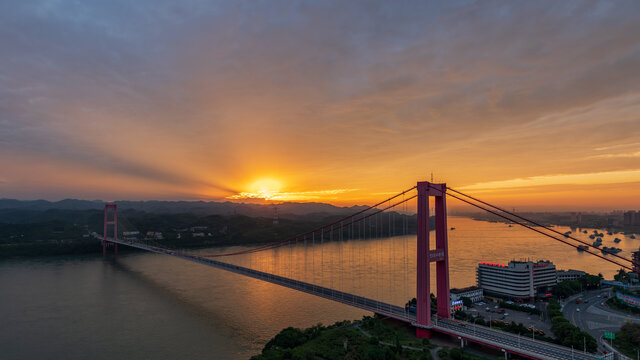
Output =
[{"x1": 450, "y1": 286, "x2": 481, "y2": 294}]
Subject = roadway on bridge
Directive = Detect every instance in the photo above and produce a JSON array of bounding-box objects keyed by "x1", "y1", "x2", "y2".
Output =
[
  {"x1": 434, "y1": 319, "x2": 597, "y2": 360},
  {"x1": 103, "y1": 236, "x2": 600, "y2": 360}
]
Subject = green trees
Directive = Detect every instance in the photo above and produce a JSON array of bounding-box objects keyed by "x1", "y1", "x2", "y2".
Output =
[
  {"x1": 547, "y1": 299, "x2": 597, "y2": 352},
  {"x1": 614, "y1": 269, "x2": 629, "y2": 282},
  {"x1": 616, "y1": 323, "x2": 640, "y2": 358},
  {"x1": 579, "y1": 274, "x2": 601, "y2": 289},
  {"x1": 263, "y1": 327, "x2": 309, "y2": 351},
  {"x1": 552, "y1": 280, "x2": 581, "y2": 298},
  {"x1": 253, "y1": 315, "x2": 440, "y2": 360},
  {"x1": 552, "y1": 274, "x2": 601, "y2": 298}
]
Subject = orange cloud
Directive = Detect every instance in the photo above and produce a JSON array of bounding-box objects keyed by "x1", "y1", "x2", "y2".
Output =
[{"x1": 227, "y1": 189, "x2": 358, "y2": 202}]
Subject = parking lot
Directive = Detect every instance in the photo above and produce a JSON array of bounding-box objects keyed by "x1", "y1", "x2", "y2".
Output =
[{"x1": 464, "y1": 300, "x2": 553, "y2": 337}]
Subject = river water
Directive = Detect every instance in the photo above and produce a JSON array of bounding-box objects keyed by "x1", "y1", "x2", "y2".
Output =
[{"x1": 1, "y1": 217, "x2": 637, "y2": 359}]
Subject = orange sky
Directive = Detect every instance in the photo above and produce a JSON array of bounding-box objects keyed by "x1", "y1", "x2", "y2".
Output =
[{"x1": 1, "y1": 2, "x2": 639, "y2": 211}]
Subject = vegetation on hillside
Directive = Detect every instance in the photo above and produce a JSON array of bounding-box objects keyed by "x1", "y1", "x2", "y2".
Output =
[
  {"x1": 251, "y1": 316, "x2": 497, "y2": 360},
  {"x1": 1, "y1": 209, "x2": 424, "y2": 258},
  {"x1": 251, "y1": 317, "x2": 430, "y2": 360}
]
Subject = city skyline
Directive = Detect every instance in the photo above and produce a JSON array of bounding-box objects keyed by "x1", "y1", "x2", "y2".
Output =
[{"x1": 2, "y1": 1, "x2": 640, "y2": 210}]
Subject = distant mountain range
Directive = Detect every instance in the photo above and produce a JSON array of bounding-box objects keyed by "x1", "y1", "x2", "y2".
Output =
[{"x1": 0, "y1": 198, "x2": 370, "y2": 219}]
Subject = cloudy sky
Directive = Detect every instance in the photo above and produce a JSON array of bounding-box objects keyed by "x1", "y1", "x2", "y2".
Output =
[{"x1": 1, "y1": 1, "x2": 639, "y2": 209}]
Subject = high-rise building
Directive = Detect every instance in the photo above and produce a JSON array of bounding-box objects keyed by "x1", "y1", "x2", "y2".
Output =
[
  {"x1": 624, "y1": 210, "x2": 640, "y2": 226},
  {"x1": 476, "y1": 260, "x2": 557, "y2": 299},
  {"x1": 633, "y1": 248, "x2": 640, "y2": 274},
  {"x1": 624, "y1": 211, "x2": 634, "y2": 226}
]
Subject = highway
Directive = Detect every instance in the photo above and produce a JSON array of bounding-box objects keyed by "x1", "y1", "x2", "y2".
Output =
[
  {"x1": 435, "y1": 318, "x2": 598, "y2": 360},
  {"x1": 563, "y1": 288, "x2": 640, "y2": 353}
]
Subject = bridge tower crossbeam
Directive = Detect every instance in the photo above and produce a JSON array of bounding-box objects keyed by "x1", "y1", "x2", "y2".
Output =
[{"x1": 416, "y1": 182, "x2": 450, "y2": 338}]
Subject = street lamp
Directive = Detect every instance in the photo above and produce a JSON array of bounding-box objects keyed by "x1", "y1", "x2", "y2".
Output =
[{"x1": 501, "y1": 349, "x2": 507, "y2": 360}]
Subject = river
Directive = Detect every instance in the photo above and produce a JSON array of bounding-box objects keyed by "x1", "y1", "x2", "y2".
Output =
[{"x1": 1, "y1": 217, "x2": 637, "y2": 359}]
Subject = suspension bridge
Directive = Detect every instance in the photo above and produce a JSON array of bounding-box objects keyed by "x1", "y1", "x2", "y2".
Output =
[{"x1": 100, "y1": 181, "x2": 639, "y2": 360}]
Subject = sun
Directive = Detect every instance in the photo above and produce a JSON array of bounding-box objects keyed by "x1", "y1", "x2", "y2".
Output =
[
  {"x1": 249, "y1": 178, "x2": 283, "y2": 194},
  {"x1": 226, "y1": 177, "x2": 357, "y2": 202},
  {"x1": 226, "y1": 178, "x2": 285, "y2": 201}
]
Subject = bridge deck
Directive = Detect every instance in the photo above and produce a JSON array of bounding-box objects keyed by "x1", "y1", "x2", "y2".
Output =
[{"x1": 103, "y1": 238, "x2": 599, "y2": 360}]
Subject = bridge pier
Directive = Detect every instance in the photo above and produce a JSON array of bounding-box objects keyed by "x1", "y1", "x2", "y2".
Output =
[
  {"x1": 416, "y1": 328, "x2": 432, "y2": 339},
  {"x1": 416, "y1": 182, "x2": 450, "y2": 338}
]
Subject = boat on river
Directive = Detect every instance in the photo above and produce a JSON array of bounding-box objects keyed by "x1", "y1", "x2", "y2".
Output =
[{"x1": 601, "y1": 247, "x2": 622, "y2": 255}]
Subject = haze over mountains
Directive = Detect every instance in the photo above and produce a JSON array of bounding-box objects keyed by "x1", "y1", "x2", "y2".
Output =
[{"x1": 0, "y1": 198, "x2": 369, "y2": 222}]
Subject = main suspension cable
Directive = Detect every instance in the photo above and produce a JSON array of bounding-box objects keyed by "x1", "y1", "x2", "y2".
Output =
[
  {"x1": 442, "y1": 190, "x2": 636, "y2": 272},
  {"x1": 447, "y1": 187, "x2": 639, "y2": 267},
  {"x1": 199, "y1": 188, "x2": 417, "y2": 258}
]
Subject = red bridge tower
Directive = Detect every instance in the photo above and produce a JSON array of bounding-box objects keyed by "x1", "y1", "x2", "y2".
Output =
[{"x1": 415, "y1": 182, "x2": 450, "y2": 338}]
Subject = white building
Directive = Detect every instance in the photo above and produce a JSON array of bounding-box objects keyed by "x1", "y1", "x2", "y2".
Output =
[
  {"x1": 450, "y1": 286, "x2": 484, "y2": 303},
  {"x1": 556, "y1": 269, "x2": 586, "y2": 282},
  {"x1": 476, "y1": 260, "x2": 557, "y2": 299}
]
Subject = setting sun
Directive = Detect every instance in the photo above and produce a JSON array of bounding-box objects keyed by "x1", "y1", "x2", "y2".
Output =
[
  {"x1": 250, "y1": 178, "x2": 283, "y2": 194},
  {"x1": 226, "y1": 177, "x2": 358, "y2": 202},
  {"x1": 227, "y1": 178, "x2": 285, "y2": 201}
]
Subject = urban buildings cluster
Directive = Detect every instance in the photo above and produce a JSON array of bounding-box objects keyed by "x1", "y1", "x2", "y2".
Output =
[
  {"x1": 454, "y1": 260, "x2": 590, "y2": 301},
  {"x1": 623, "y1": 210, "x2": 640, "y2": 226}
]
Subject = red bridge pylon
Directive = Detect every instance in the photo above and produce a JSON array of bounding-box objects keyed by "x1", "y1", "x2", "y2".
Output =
[{"x1": 416, "y1": 182, "x2": 450, "y2": 338}]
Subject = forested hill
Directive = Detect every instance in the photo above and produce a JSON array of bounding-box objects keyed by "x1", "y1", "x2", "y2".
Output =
[
  {"x1": 0, "y1": 205, "x2": 427, "y2": 258},
  {"x1": 0, "y1": 198, "x2": 369, "y2": 221}
]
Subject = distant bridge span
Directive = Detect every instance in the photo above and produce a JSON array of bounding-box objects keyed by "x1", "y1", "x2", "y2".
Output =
[
  {"x1": 101, "y1": 235, "x2": 598, "y2": 360},
  {"x1": 100, "y1": 181, "x2": 627, "y2": 360}
]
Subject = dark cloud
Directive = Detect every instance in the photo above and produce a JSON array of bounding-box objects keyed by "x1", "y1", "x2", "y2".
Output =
[{"x1": 1, "y1": 0, "x2": 639, "y2": 201}]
